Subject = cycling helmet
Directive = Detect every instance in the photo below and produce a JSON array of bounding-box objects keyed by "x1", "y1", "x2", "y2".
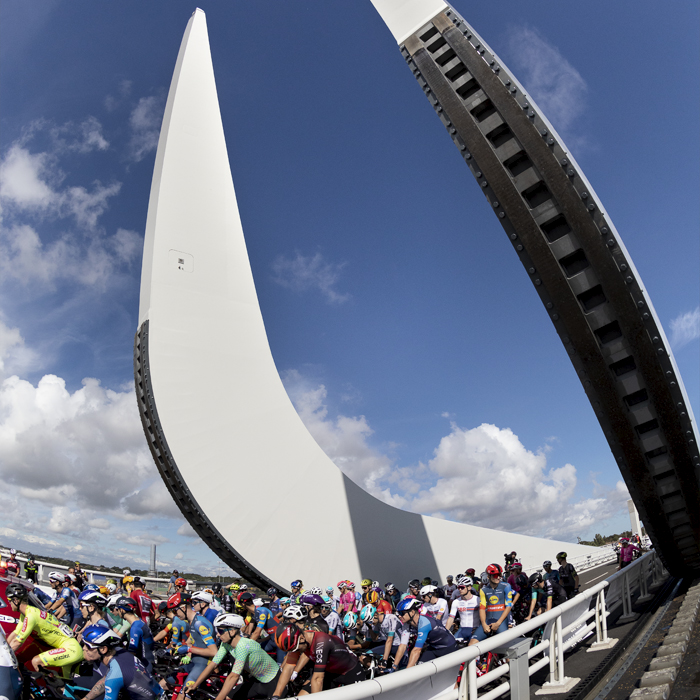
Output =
[
  {"x1": 213, "y1": 613, "x2": 244, "y2": 631},
  {"x1": 80, "y1": 591, "x2": 108, "y2": 608},
  {"x1": 9, "y1": 549, "x2": 16, "y2": 555},
  {"x1": 512, "y1": 562, "x2": 523, "y2": 570},
  {"x1": 337, "y1": 581, "x2": 347, "y2": 589},
  {"x1": 167, "y1": 592, "x2": 186, "y2": 609},
  {"x1": 386, "y1": 583, "x2": 397, "y2": 593},
  {"x1": 347, "y1": 582, "x2": 356, "y2": 589},
  {"x1": 480, "y1": 572, "x2": 489, "y2": 586},
  {"x1": 359, "y1": 605, "x2": 376, "y2": 623},
  {"x1": 419, "y1": 585, "x2": 437, "y2": 597},
  {"x1": 106, "y1": 578, "x2": 116, "y2": 585},
  {"x1": 325, "y1": 586, "x2": 334, "y2": 594},
  {"x1": 114, "y1": 596, "x2": 137, "y2": 613},
  {"x1": 465, "y1": 568, "x2": 476, "y2": 576},
  {"x1": 5, "y1": 583, "x2": 28, "y2": 601},
  {"x1": 396, "y1": 597, "x2": 422, "y2": 613},
  {"x1": 528, "y1": 573, "x2": 543, "y2": 586},
  {"x1": 191, "y1": 591, "x2": 213, "y2": 605},
  {"x1": 267, "y1": 587, "x2": 278, "y2": 597},
  {"x1": 556, "y1": 552, "x2": 567, "y2": 560},
  {"x1": 105, "y1": 583, "x2": 117, "y2": 594},
  {"x1": 361, "y1": 578, "x2": 372, "y2": 588},
  {"x1": 321, "y1": 599, "x2": 332, "y2": 611},
  {"x1": 48, "y1": 571, "x2": 65, "y2": 583},
  {"x1": 83, "y1": 584, "x2": 100, "y2": 592},
  {"x1": 456, "y1": 576, "x2": 471, "y2": 587},
  {"x1": 372, "y1": 580, "x2": 379, "y2": 588},
  {"x1": 515, "y1": 573, "x2": 529, "y2": 590},
  {"x1": 106, "y1": 594, "x2": 122, "y2": 609},
  {"x1": 175, "y1": 577, "x2": 187, "y2": 588},
  {"x1": 283, "y1": 605, "x2": 308, "y2": 621},
  {"x1": 212, "y1": 583, "x2": 222, "y2": 594},
  {"x1": 299, "y1": 593, "x2": 324, "y2": 607},
  {"x1": 239, "y1": 584, "x2": 248, "y2": 591},
  {"x1": 343, "y1": 612, "x2": 358, "y2": 630},
  {"x1": 486, "y1": 564, "x2": 503, "y2": 576},
  {"x1": 279, "y1": 597, "x2": 291, "y2": 606},
  {"x1": 253, "y1": 598, "x2": 264, "y2": 607},
  {"x1": 290, "y1": 580, "x2": 302, "y2": 589},
  {"x1": 309, "y1": 587, "x2": 323, "y2": 596},
  {"x1": 123, "y1": 569, "x2": 131, "y2": 575},
  {"x1": 408, "y1": 578, "x2": 420, "y2": 589},
  {"x1": 229, "y1": 583, "x2": 240, "y2": 591},
  {"x1": 157, "y1": 601, "x2": 168, "y2": 613},
  {"x1": 122, "y1": 575, "x2": 134, "y2": 585},
  {"x1": 238, "y1": 592, "x2": 254, "y2": 605},
  {"x1": 366, "y1": 590, "x2": 380, "y2": 605},
  {"x1": 275, "y1": 624, "x2": 303, "y2": 652},
  {"x1": 543, "y1": 560, "x2": 552, "y2": 568},
  {"x1": 81, "y1": 626, "x2": 122, "y2": 649}
]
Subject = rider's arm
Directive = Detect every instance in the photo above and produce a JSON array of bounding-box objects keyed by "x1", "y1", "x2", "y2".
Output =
[
  {"x1": 273, "y1": 653, "x2": 298, "y2": 698},
  {"x1": 10, "y1": 612, "x2": 36, "y2": 650},
  {"x1": 445, "y1": 615, "x2": 455, "y2": 632},
  {"x1": 383, "y1": 630, "x2": 395, "y2": 662},
  {"x1": 186, "y1": 658, "x2": 218, "y2": 692},
  {"x1": 495, "y1": 585, "x2": 514, "y2": 628},
  {"x1": 103, "y1": 662, "x2": 125, "y2": 700},
  {"x1": 83, "y1": 679, "x2": 106, "y2": 700},
  {"x1": 527, "y1": 592, "x2": 537, "y2": 620}
]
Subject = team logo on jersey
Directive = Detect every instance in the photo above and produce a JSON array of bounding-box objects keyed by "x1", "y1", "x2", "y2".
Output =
[
  {"x1": 198, "y1": 625, "x2": 209, "y2": 634},
  {"x1": 488, "y1": 596, "x2": 499, "y2": 605},
  {"x1": 40, "y1": 611, "x2": 47, "y2": 619},
  {"x1": 259, "y1": 614, "x2": 266, "y2": 621}
]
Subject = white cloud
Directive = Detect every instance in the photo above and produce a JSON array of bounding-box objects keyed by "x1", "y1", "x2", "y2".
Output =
[
  {"x1": 0, "y1": 317, "x2": 40, "y2": 379},
  {"x1": 49, "y1": 117, "x2": 109, "y2": 154},
  {"x1": 0, "y1": 145, "x2": 56, "y2": 209},
  {"x1": 177, "y1": 522, "x2": 199, "y2": 538},
  {"x1": 272, "y1": 252, "x2": 350, "y2": 304},
  {"x1": 128, "y1": 96, "x2": 165, "y2": 162},
  {"x1": 506, "y1": 26, "x2": 587, "y2": 134},
  {"x1": 115, "y1": 532, "x2": 169, "y2": 547},
  {"x1": 175, "y1": 553, "x2": 184, "y2": 560},
  {"x1": 123, "y1": 480, "x2": 181, "y2": 519},
  {"x1": 669, "y1": 307, "x2": 700, "y2": 349},
  {"x1": 88, "y1": 518, "x2": 111, "y2": 530}
]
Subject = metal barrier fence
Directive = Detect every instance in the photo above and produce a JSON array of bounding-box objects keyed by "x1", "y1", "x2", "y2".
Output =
[{"x1": 311, "y1": 550, "x2": 666, "y2": 700}]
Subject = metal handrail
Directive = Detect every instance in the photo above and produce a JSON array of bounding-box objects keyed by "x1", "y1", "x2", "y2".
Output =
[{"x1": 313, "y1": 550, "x2": 664, "y2": 700}]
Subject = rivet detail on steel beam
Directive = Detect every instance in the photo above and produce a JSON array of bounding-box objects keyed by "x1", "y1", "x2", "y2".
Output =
[
  {"x1": 620, "y1": 264, "x2": 628, "y2": 271},
  {"x1": 552, "y1": 313, "x2": 559, "y2": 320},
  {"x1": 638, "y1": 301, "x2": 646, "y2": 308},
  {"x1": 481, "y1": 180, "x2": 488, "y2": 187},
  {"x1": 535, "y1": 279, "x2": 542, "y2": 285},
  {"x1": 626, "y1": 276, "x2": 634, "y2": 284},
  {"x1": 546, "y1": 302, "x2": 553, "y2": 309},
  {"x1": 516, "y1": 244, "x2": 523, "y2": 251},
  {"x1": 607, "y1": 239, "x2": 615, "y2": 246},
  {"x1": 499, "y1": 211, "x2": 506, "y2": 218},
  {"x1": 510, "y1": 234, "x2": 517, "y2": 240},
  {"x1": 529, "y1": 111, "x2": 535, "y2": 118},
  {"x1": 548, "y1": 138, "x2": 554, "y2": 145},
  {"x1": 476, "y1": 171, "x2": 482, "y2": 177},
  {"x1": 568, "y1": 169, "x2": 575, "y2": 177},
  {"x1": 581, "y1": 192, "x2": 589, "y2": 199},
  {"x1": 528, "y1": 267, "x2": 536, "y2": 274},
  {"x1": 588, "y1": 203, "x2": 596, "y2": 211}
]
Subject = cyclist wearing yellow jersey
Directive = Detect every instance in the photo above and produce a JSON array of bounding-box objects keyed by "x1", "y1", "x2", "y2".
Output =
[{"x1": 6, "y1": 583, "x2": 83, "y2": 674}]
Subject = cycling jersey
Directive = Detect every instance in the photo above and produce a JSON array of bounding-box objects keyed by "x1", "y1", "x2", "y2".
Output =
[
  {"x1": 422, "y1": 599, "x2": 448, "y2": 621},
  {"x1": 449, "y1": 596, "x2": 479, "y2": 628},
  {"x1": 543, "y1": 570, "x2": 559, "y2": 584},
  {"x1": 14, "y1": 606, "x2": 83, "y2": 671},
  {"x1": 212, "y1": 637, "x2": 278, "y2": 682},
  {"x1": 203, "y1": 607, "x2": 218, "y2": 624},
  {"x1": 372, "y1": 613, "x2": 399, "y2": 641},
  {"x1": 254, "y1": 606, "x2": 277, "y2": 634},
  {"x1": 540, "y1": 580, "x2": 567, "y2": 607},
  {"x1": 443, "y1": 584, "x2": 457, "y2": 600},
  {"x1": 324, "y1": 611, "x2": 341, "y2": 637},
  {"x1": 130, "y1": 591, "x2": 153, "y2": 624},
  {"x1": 59, "y1": 587, "x2": 80, "y2": 627},
  {"x1": 412, "y1": 615, "x2": 456, "y2": 653},
  {"x1": 104, "y1": 649, "x2": 162, "y2": 700},
  {"x1": 128, "y1": 619, "x2": 155, "y2": 671},
  {"x1": 299, "y1": 631, "x2": 361, "y2": 676},
  {"x1": 189, "y1": 614, "x2": 216, "y2": 650},
  {"x1": 620, "y1": 544, "x2": 638, "y2": 563},
  {"x1": 478, "y1": 582, "x2": 513, "y2": 624},
  {"x1": 338, "y1": 591, "x2": 356, "y2": 613},
  {"x1": 377, "y1": 599, "x2": 392, "y2": 615},
  {"x1": 170, "y1": 617, "x2": 189, "y2": 646},
  {"x1": 557, "y1": 563, "x2": 577, "y2": 588},
  {"x1": 5, "y1": 560, "x2": 20, "y2": 576}
]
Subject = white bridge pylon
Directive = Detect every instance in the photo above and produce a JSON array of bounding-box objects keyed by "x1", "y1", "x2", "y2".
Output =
[{"x1": 136, "y1": 8, "x2": 596, "y2": 592}]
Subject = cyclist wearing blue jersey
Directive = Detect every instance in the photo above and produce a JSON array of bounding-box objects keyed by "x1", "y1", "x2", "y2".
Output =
[
  {"x1": 469, "y1": 564, "x2": 513, "y2": 645},
  {"x1": 191, "y1": 591, "x2": 218, "y2": 625},
  {"x1": 113, "y1": 597, "x2": 155, "y2": 673},
  {"x1": 396, "y1": 598, "x2": 457, "y2": 668},
  {"x1": 46, "y1": 572, "x2": 80, "y2": 628},
  {"x1": 165, "y1": 593, "x2": 190, "y2": 649},
  {"x1": 79, "y1": 626, "x2": 162, "y2": 700}
]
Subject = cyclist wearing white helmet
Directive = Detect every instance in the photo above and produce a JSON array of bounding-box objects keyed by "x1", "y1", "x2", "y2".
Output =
[
  {"x1": 5, "y1": 549, "x2": 20, "y2": 577},
  {"x1": 445, "y1": 576, "x2": 479, "y2": 640},
  {"x1": 419, "y1": 585, "x2": 448, "y2": 622},
  {"x1": 187, "y1": 613, "x2": 280, "y2": 700},
  {"x1": 46, "y1": 572, "x2": 80, "y2": 628}
]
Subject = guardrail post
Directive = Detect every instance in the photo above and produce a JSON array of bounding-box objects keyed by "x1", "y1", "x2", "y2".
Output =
[
  {"x1": 463, "y1": 658, "x2": 478, "y2": 700},
  {"x1": 637, "y1": 556, "x2": 653, "y2": 604},
  {"x1": 38, "y1": 564, "x2": 44, "y2": 583},
  {"x1": 618, "y1": 568, "x2": 640, "y2": 623},
  {"x1": 536, "y1": 616, "x2": 580, "y2": 694},
  {"x1": 589, "y1": 588, "x2": 618, "y2": 651},
  {"x1": 506, "y1": 638, "x2": 532, "y2": 700}
]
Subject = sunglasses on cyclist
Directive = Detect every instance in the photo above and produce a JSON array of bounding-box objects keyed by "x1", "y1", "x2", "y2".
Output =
[{"x1": 458, "y1": 585, "x2": 471, "y2": 590}]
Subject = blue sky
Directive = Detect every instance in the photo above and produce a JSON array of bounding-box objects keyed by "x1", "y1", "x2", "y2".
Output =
[{"x1": 1, "y1": 1, "x2": 698, "y2": 576}]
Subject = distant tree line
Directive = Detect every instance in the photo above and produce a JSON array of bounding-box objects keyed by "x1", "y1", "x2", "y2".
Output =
[{"x1": 579, "y1": 529, "x2": 645, "y2": 547}]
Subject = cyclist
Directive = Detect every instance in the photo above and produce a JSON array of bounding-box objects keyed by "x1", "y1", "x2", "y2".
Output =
[
  {"x1": 396, "y1": 597, "x2": 456, "y2": 667},
  {"x1": 128, "y1": 578, "x2": 154, "y2": 624},
  {"x1": 274, "y1": 621, "x2": 365, "y2": 695},
  {"x1": 338, "y1": 581, "x2": 357, "y2": 616},
  {"x1": 112, "y1": 597, "x2": 155, "y2": 672},
  {"x1": 469, "y1": 564, "x2": 513, "y2": 646},
  {"x1": 511, "y1": 573, "x2": 533, "y2": 624},
  {"x1": 74, "y1": 562, "x2": 86, "y2": 590},
  {"x1": 166, "y1": 570, "x2": 179, "y2": 595},
  {"x1": 443, "y1": 575, "x2": 457, "y2": 601},
  {"x1": 445, "y1": 576, "x2": 479, "y2": 641},
  {"x1": 542, "y1": 560, "x2": 559, "y2": 583},
  {"x1": 6, "y1": 583, "x2": 83, "y2": 675},
  {"x1": 24, "y1": 553, "x2": 39, "y2": 583},
  {"x1": 267, "y1": 587, "x2": 282, "y2": 615},
  {"x1": 187, "y1": 613, "x2": 280, "y2": 700},
  {"x1": 420, "y1": 585, "x2": 448, "y2": 622},
  {"x1": 321, "y1": 599, "x2": 341, "y2": 638},
  {"x1": 618, "y1": 539, "x2": 639, "y2": 571},
  {"x1": 240, "y1": 592, "x2": 282, "y2": 661},
  {"x1": 368, "y1": 604, "x2": 399, "y2": 662},
  {"x1": 289, "y1": 580, "x2": 305, "y2": 605},
  {"x1": 5, "y1": 550, "x2": 20, "y2": 577},
  {"x1": 464, "y1": 569, "x2": 479, "y2": 595},
  {"x1": 46, "y1": 572, "x2": 81, "y2": 629},
  {"x1": 341, "y1": 612, "x2": 367, "y2": 653},
  {"x1": 526, "y1": 573, "x2": 567, "y2": 619},
  {"x1": 405, "y1": 579, "x2": 421, "y2": 600},
  {"x1": 191, "y1": 590, "x2": 218, "y2": 624},
  {"x1": 79, "y1": 625, "x2": 162, "y2": 700},
  {"x1": 384, "y1": 583, "x2": 401, "y2": 610},
  {"x1": 165, "y1": 592, "x2": 190, "y2": 650},
  {"x1": 555, "y1": 552, "x2": 580, "y2": 598},
  {"x1": 76, "y1": 590, "x2": 110, "y2": 635}
]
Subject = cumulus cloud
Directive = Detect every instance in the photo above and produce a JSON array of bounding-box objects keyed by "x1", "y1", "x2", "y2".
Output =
[
  {"x1": 669, "y1": 307, "x2": 700, "y2": 349},
  {"x1": 177, "y1": 522, "x2": 199, "y2": 538},
  {"x1": 272, "y1": 252, "x2": 350, "y2": 304},
  {"x1": 286, "y1": 372, "x2": 631, "y2": 541},
  {"x1": 175, "y1": 553, "x2": 184, "y2": 560},
  {"x1": 115, "y1": 532, "x2": 169, "y2": 547},
  {"x1": 128, "y1": 96, "x2": 165, "y2": 162},
  {"x1": 0, "y1": 317, "x2": 40, "y2": 379},
  {"x1": 506, "y1": 26, "x2": 587, "y2": 135}
]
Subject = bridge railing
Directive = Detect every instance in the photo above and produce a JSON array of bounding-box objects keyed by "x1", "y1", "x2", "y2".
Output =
[{"x1": 313, "y1": 550, "x2": 666, "y2": 700}]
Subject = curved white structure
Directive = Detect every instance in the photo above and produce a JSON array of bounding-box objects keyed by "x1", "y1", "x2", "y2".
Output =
[{"x1": 135, "y1": 8, "x2": 596, "y2": 592}]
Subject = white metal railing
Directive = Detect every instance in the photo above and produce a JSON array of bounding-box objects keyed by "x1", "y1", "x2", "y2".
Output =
[{"x1": 312, "y1": 550, "x2": 666, "y2": 700}]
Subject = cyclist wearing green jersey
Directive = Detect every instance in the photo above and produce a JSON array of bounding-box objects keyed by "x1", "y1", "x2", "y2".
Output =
[{"x1": 186, "y1": 613, "x2": 280, "y2": 700}]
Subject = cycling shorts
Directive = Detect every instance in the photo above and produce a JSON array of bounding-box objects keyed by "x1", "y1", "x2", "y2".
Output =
[
  {"x1": 38, "y1": 638, "x2": 83, "y2": 673},
  {"x1": 471, "y1": 620, "x2": 508, "y2": 642}
]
